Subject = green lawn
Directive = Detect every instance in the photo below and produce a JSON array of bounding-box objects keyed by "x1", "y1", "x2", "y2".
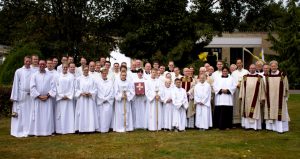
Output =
[{"x1": 0, "y1": 95, "x2": 300, "y2": 159}]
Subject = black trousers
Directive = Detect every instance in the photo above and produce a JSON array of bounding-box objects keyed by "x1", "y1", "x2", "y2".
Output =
[{"x1": 213, "y1": 106, "x2": 233, "y2": 130}]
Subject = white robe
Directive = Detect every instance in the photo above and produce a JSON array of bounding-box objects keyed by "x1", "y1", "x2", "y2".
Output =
[
  {"x1": 10, "y1": 66, "x2": 33, "y2": 137},
  {"x1": 74, "y1": 75, "x2": 99, "y2": 132},
  {"x1": 161, "y1": 86, "x2": 173, "y2": 130},
  {"x1": 96, "y1": 78, "x2": 114, "y2": 133},
  {"x1": 113, "y1": 78, "x2": 135, "y2": 132},
  {"x1": 171, "y1": 87, "x2": 188, "y2": 131},
  {"x1": 213, "y1": 76, "x2": 236, "y2": 106},
  {"x1": 145, "y1": 78, "x2": 163, "y2": 131},
  {"x1": 55, "y1": 73, "x2": 75, "y2": 134},
  {"x1": 132, "y1": 77, "x2": 147, "y2": 129},
  {"x1": 29, "y1": 71, "x2": 56, "y2": 136},
  {"x1": 194, "y1": 82, "x2": 212, "y2": 129}
]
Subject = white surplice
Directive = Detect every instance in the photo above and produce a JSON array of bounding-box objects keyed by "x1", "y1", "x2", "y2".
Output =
[
  {"x1": 29, "y1": 71, "x2": 56, "y2": 136},
  {"x1": 160, "y1": 86, "x2": 173, "y2": 130},
  {"x1": 10, "y1": 66, "x2": 33, "y2": 137},
  {"x1": 145, "y1": 78, "x2": 163, "y2": 131},
  {"x1": 194, "y1": 82, "x2": 212, "y2": 129},
  {"x1": 113, "y1": 78, "x2": 135, "y2": 132},
  {"x1": 213, "y1": 76, "x2": 236, "y2": 106},
  {"x1": 96, "y1": 78, "x2": 114, "y2": 133},
  {"x1": 74, "y1": 75, "x2": 99, "y2": 132},
  {"x1": 132, "y1": 77, "x2": 147, "y2": 129},
  {"x1": 54, "y1": 73, "x2": 75, "y2": 134},
  {"x1": 171, "y1": 87, "x2": 188, "y2": 131}
]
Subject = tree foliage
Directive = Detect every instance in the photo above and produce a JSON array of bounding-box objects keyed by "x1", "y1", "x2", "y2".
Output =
[{"x1": 268, "y1": 0, "x2": 300, "y2": 85}]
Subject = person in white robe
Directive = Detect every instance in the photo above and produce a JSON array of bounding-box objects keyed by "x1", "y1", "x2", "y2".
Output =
[
  {"x1": 54, "y1": 64, "x2": 75, "y2": 134},
  {"x1": 57, "y1": 56, "x2": 68, "y2": 74},
  {"x1": 211, "y1": 60, "x2": 223, "y2": 81},
  {"x1": 76, "y1": 57, "x2": 87, "y2": 76},
  {"x1": 145, "y1": 68, "x2": 163, "y2": 131},
  {"x1": 74, "y1": 66, "x2": 99, "y2": 132},
  {"x1": 113, "y1": 71, "x2": 135, "y2": 132},
  {"x1": 213, "y1": 66, "x2": 236, "y2": 130},
  {"x1": 172, "y1": 78, "x2": 189, "y2": 131},
  {"x1": 231, "y1": 59, "x2": 249, "y2": 125},
  {"x1": 264, "y1": 60, "x2": 290, "y2": 133},
  {"x1": 239, "y1": 64, "x2": 265, "y2": 130},
  {"x1": 132, "y1": 69, "x2": 147, "y2": 129},
  {"x1": 30, "y1": 55, "x2": 39, "y2": 73},
  {"x1": 160, "y1": 79, "x2": 173, "y2": 130},
  {"x1": 29, "y1": 60, "x2": 56, "y2": 136},
  {"x1": 194, "y1": 74, "x2": 212, "y2": 130},
  {"x1": 10, "y1": 56, "x2": 33, "y2": 137},
  {"x1": 96, "y1": 69, "x2": 115, "y2": 133}
]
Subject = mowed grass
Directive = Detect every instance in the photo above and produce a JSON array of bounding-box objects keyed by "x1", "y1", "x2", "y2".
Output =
[{"x1": 0, "y1": 95, "x2": 300, "y2": 159}]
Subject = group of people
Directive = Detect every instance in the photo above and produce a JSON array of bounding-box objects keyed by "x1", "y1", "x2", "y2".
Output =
[{"x1": 10, "y1": 54, "x2": 290, "y2": 137}]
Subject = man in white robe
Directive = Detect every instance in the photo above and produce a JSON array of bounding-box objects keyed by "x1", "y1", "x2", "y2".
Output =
[
  {"x1": 29, "y1": 60, "x2": 56, "y2": 136},
  {"x1": 213, "y1": 66, "x2": 236, "y2": 130},
  {"x1": 172, "y1": 78, "x2": 189, "y2": 131},
  {"x1": 145, "y1": 68, "x2": 163, "y2": 131},
  {"x1": 231, "y1": 59, "x2": 249, "y2": 125},
  {"x1": 30, "y1": 55, "x2": 39, "y2": 73},
  {"x1": 194, "y1": 74, "x2": 212, "y2": 130},
  {"x1": 211, "y1": 60, "x2": 223, "y2": 81},
  {"x1": 54, "y1": 64, "x2": 75, "y2": 134},
  {"x1": 76, "y1": 57, "x2": 87, "y2": 76},
  {"x1": 264, "y1": 60, "x2": 290, "y2": 133},
  {"x1": 161, "y1": 79, "x2": 173, "y2": 130},
  {"x1": 96, "y1": 69, "x2": 114, "y2": 133},
  {"x1": 75, "y1": 66, "x2": 99, "y2": 132},
  {"x1": 57, "y1": 56, "x2": 68, "y2": 74},
  {"x1": 10, "y1": 56, "x2": 33, "y2": 137},
  {"x1": 113, "y1": 71, "x2": 135, "y2": 132},
  {"x1": 239, "y1": 64, "x2": 265, "y2": 130},
  {"x1": 89, "y1": 61, "x2": 101, "y2": 81},
  {"x1": 132, "y1": 69, "x2": 147, "y2": 129}
]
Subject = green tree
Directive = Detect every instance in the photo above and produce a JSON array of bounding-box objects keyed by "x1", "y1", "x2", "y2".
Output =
[{"x1": 268, "y1": 0, "x2": 300, "y2": 86}]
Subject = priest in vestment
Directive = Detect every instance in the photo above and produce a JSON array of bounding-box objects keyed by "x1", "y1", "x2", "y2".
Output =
[
  {"x1": 264, "y1": 60, "x2": 290, "y2": 133},
  {"x1": 213, "y1": 66, "x2": 236, "y2": 130},
  {"x1": 145, "y1": 68, "x2": 163, "y2": 131},
  {"x1": 10, "y1": 56, "x2": 34, "y2": 137},
  {"x1": 96, "y1": 69, "x2": 114, "y2": 133},
  {"x1": 231, "y1": 59, "x2": 249, "y2": 125},
  {"x1": 74, "y1": 66, "x2": 99, "y2": 132},
  {"x1": 239, "y1": 64, "x2": 265, "y2": 130},
  {"x1": 161, "y1": 79, "x2": 173, "y2": 130},
  {"x1": 29, "y1": 60, "x2": 56, "y2": 136},
  {"x1": 194, "y1": 74, "x2": 212, "y2": 130},
  {"x1": 172, "y1": 78, "x2": 189, "y2": 131},
  {"x1": 132, "y1": 69, "x2": 147, "y2": 129},
  {"x1": 113, "y1": 71, "x2": 135, "y2": 132},
  {"x1": 54, "y1": 64, "x2": 75, "y2": 134}
]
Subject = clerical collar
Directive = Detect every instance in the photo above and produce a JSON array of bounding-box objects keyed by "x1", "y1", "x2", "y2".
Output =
[
  {"x1": 221, "y1": 75, "x2": 228, "y2": 78},
  {"x1": 121, "y1": 79, "x2": 126, "y2": 81},
  {"x1": 40, "y1": 70, "x2": 46, "y2": 73},
  {"x1": 271, "y1": 70, "x2": 279, "y2": 75},
  {"x1": 145, "y1": 71, "x2": 150, "y2": 74},
  {"x1": 256, "y1": 70, "x2": 263, "y2": 73}
]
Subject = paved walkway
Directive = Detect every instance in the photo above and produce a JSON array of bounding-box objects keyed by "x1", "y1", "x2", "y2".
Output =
[{"x1": 289, "y1": 90, "x2": 300, "y2": 94}]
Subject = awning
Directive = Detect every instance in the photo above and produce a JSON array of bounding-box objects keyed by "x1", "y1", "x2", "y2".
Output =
[{"x1": 205, "y1": 37, "x2": 262, "y2": 48}]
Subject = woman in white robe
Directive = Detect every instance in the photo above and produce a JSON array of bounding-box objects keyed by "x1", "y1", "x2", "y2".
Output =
[
  {"x1": 75, "y1": 66, "x2": 99, "y2": 132},
  {"x1": 113, "y1": 71, "x2": 135, "y2": 132},
  {"x1": 96, "y1": 69, "x2": 114, "y2": 133},
  {"x1": 194, "y1": 74, "x2": 212, "y2": 130},
  {"x1": 132, "y1": 69, "x2": 147, "y2": 129},
  {"x1": 54, "y1": 64, "x2": 75, "y2": 134}
]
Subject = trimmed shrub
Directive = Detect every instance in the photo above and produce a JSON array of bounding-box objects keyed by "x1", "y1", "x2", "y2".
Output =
[
  {"x1": 0, "y1": 43, "x2": 42, "y2": 85},
  {"x1": 0, "y1": 85, "x2": 12, "y2": 117}
]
